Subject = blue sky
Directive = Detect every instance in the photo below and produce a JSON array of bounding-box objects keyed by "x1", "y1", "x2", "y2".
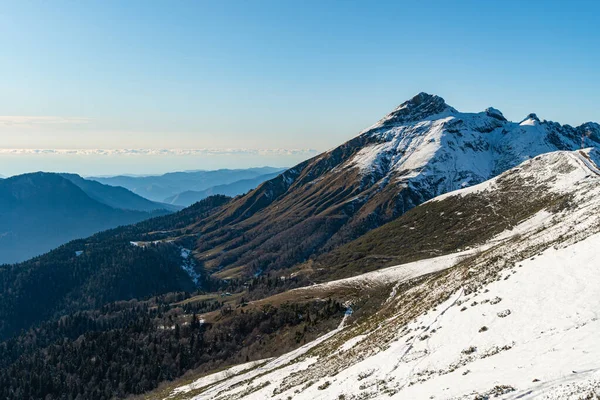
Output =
[{"x1": 0, "y1": 0, "x2": 599, "y2": 175}]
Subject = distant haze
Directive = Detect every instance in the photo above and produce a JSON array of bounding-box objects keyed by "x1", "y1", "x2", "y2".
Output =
[{"x1": 0, "y1": 149, "x2": 313, "y2": 177}]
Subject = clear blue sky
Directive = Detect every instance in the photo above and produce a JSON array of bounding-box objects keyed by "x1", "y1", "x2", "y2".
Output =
[{"x1": 0, "y1": 0, "x2": 599, "y2": 175}]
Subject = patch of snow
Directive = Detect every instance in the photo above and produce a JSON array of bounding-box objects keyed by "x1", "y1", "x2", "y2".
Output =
[
  {"x1": 129, "y1": 239, "x2": 171, "y2": 247},
  {"x1": 520, "y1": 118, "x2": 539, "y2": 126},
  {"x1": 169, "y1": 359, "x2": 272, "y2": 397},
  {"x1": 296, "y1": 247, "x2": 483, "y2": 293},
  {"x1": 181, "y1": 248, "x2": 190, "y2": 259},
  {"x1": 387, "y1": 233, "x2": 600, "y2": 400},
  {"x1": 493, "y1": 209, "x2": 553, "y2": 242},
  {"x1": 179, "y1": 247, "x2": 201, "y2": 285},
  {"x1": 338, "y1": 334, "x2": 368, "y2": 352}
]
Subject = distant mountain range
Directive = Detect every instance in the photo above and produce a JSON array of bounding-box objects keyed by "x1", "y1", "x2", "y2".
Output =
[
  {"x1": 60, "y1": 173, "x2": 180, "y2": 212},
  {"x1": 0, "y1": 172, "x2": 173, "y2": 264},
  {"x1": 90, "y1": 167, "x2": 286, "y2": 203},
  {"x1": 164, "y1": 171, "x2": 282, "y2": 206}
]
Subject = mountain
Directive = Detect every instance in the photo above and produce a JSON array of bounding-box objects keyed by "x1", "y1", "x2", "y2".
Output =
[
  {"x1": 156, "y1": 149, "x2": 600, "y2": 399},
  {"x1": 164, "y1": 171, "x2": 283, "y2": 206},
  {"x1": 1, "y1": 94, "x2": 600, "y2": 399},
  {"x1": 0, "y1": 172, "x2": 171, "y2": 264},
  {"x1": 60, "y1": 173, "x2": 180, "y2": 212},
  {"x1": 179, "y1": 92, "x2": 600, "y2": 279},
  {"x1": 3, "y1": 91, "x2": 596, "y2": 318},
  {"x1": 90, "y1": 167, "x2": 286, "y2": 202}
]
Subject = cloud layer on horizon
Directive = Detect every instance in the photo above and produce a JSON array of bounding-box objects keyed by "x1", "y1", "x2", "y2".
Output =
[
  {"x1": 0, "y1": 148, "x2": 318, "y2": 157},
  {"x1": 0, "y1": 116, "x2": 91, "y2": 126}
]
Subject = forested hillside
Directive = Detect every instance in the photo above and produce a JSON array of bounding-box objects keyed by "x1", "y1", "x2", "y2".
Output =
[{"x1": 0, "y1": 195, "x2": 231, "y2": 339}]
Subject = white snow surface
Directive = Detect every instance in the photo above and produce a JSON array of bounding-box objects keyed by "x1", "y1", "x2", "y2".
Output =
[{"x1": 388, "y1": 234, "x2": 600, "y2": 400}]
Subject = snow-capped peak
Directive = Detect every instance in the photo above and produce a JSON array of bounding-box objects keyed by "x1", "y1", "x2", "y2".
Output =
[
  {"x1": 346, "y1": 93, "x2": 600, "y2": 207},
  {"x1": 366, "y1": 93, "x2": 457, "y2": 133}
]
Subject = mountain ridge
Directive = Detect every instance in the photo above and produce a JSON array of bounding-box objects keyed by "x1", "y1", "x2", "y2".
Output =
[
  {"x1": 0, "y1": 172, "x2": 171, "y2": 264},
  {"x1": 91, "y1": 167, "x2": 286, "y2": 202},
  {"x1": 60, "y1": 172, "x2": 179, "y2": 212},
  {"x1": 164, "y1": 171, "x2": 283, "y2": 206},
  {"x1": 179, "y1": 92, "x2": 600, "y2": 280}
]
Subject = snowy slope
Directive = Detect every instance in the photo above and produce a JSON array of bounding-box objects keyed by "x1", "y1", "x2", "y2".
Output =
[{"x1": 161, "y1": 150, "x2": 600, "y2": 400}]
